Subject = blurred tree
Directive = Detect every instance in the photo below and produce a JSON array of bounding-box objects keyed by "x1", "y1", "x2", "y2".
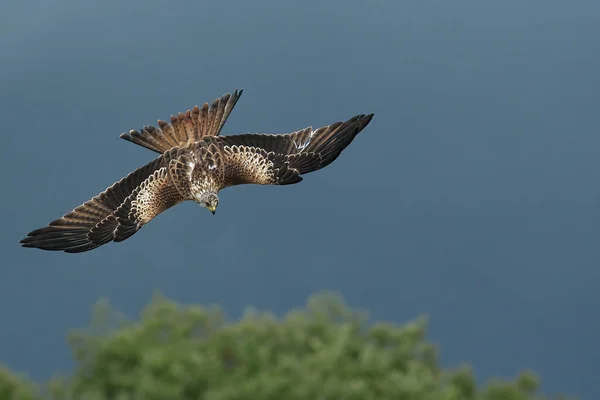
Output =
[
  {"x1": 1, "y1": 292, "x2": 576, "y2": 400},
  {"x1": 0, "y1": 366, "x2": 39, "y2": 400}
]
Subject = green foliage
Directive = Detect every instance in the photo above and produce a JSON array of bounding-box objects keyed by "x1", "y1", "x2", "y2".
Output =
[
  {"x1": 0, "y1": 365, "x2": 39, "y2": 400},
  {"x1": 1, "y1": 291, "x2": 576, "y2": 400}
]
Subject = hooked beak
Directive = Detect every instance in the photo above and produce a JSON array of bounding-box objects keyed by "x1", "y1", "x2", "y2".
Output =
[{"x1": 207, "y1": 204, "x2": 217, "y2": 215}]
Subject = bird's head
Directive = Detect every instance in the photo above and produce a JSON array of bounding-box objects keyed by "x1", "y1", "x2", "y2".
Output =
[{"x1": 196, "y1": 192, "x2": 219, "y2": 215}]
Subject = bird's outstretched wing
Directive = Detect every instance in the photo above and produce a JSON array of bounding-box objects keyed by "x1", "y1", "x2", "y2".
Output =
[
  {"x1": 120, "y1": 89, "x2": 243, "y2": 154},
  {"x1": 20, "y1": 149, "x2": 195, "y2": 253},
  {"x1": 218, "y1": 113, "x2": 374, "y2": 187}
]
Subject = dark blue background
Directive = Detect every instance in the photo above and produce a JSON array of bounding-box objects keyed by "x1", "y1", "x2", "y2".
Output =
[{"x1": 2, "y1": 1, "x2": 599, "y2": 398}]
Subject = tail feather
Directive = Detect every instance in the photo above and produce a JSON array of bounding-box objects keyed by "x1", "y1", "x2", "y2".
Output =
[{"x1": 120, "y1": 89, "x2": 243, "y2": 153}]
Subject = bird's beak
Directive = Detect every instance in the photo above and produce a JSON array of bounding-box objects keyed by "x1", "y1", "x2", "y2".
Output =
[{"x1": 207, "y1": 205, "x2": 216, "y2": 215}]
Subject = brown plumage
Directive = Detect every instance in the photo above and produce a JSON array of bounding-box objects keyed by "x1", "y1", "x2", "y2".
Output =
[{"x1": 20, "y1": 89, "x2": 374, "y2": 253}]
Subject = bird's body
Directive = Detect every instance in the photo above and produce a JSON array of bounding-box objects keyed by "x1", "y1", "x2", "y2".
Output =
[{"x1": 21, "y1": 90, "x2": 374, "y2": 253}]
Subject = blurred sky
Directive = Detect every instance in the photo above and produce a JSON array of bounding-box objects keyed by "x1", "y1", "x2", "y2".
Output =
[{"x1": 1, "y1": 0, "x2": 599, "y2": 398}]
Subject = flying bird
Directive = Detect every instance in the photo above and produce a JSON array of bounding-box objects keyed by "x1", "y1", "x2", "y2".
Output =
[{"x1": 20, "y1": 89, "x2": 374, "y2": 253}]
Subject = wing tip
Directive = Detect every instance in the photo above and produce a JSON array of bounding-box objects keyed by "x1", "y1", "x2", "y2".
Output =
[
  {"x1": 20, "y1": 221, "x2": 105, "y2": 253},
  {"x1": 19, "y1": 232, "x2": 103, "y2": 253},
  {"x1": 358, "y1": 112, "x2": 374, "y2": 121},
  {"x1": 353, "y1": 113, "x2": 375, "y2": 132}
]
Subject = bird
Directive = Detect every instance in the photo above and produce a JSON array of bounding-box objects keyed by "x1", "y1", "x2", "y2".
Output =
[{"x1": 20, "y1": 89, "x2": 374, "y2": 253}]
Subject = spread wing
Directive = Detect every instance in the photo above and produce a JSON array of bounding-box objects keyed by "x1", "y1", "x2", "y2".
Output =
[
  {"x1": 20, "y1": 149, "x2": 195, "y2": 253},
  {"x1": 120, "y1": 89, "x2": 243, "y2": 154},
  {"x1": 219, "y1": 113, "x2": 374, "y2": 187}
]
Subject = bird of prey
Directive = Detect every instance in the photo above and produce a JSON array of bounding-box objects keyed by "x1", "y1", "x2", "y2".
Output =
[{"x1": 20, "y1": 89, "x2": 374, "y2": 253}]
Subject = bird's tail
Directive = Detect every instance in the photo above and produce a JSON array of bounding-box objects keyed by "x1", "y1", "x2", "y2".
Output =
[{"x1": 120, "y1": 89, "x2": 243, "y2": 154}]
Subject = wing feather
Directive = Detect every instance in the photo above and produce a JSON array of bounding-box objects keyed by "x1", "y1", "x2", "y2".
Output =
[
  {"x1": 219, "y1": 114, "x2": 373, "y2": 186},
  {"x1": 221, "y1": 145, "x2": 302, "y2": 187},
  {"x1": 20, "y1": 148, "x2": 193, "y2": 253},
  {"x1": 113, "y1": 166, "x2": 190, "y2": 242}
]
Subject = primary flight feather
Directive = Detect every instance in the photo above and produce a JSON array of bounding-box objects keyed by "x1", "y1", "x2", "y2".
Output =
[{"x1": 20, "y1": 89, "x2": 374, "y2": 253}]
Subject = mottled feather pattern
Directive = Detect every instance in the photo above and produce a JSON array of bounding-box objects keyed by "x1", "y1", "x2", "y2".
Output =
[
  {"x1": 180, "y1": 140, "x2": 223, "y2": 193},
  {"x1": 168, "y1": 156, "x2": 194, "y2": 199},
  {"x1": 129, "y1": 168, "x2": 183, "y2": 225},
  {"x1": 111, "y1": 167, "x2": 186, "y2": 242},
  {"x1": 21, "y1": 89, "x2": 374, "y2": 253},
  {"x1": 221, "y1": 145, "x2": 286, "y2": 186}
]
